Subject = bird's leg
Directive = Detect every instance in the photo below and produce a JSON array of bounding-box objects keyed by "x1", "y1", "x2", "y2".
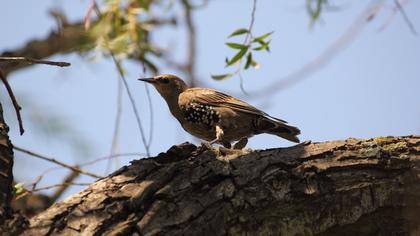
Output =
[
  {"x1": 233, "y1": 137, "x2": 248, "y2": 149},
  {"x1": 209, "y1": 125, "x2": 224, "y2": 145},
  {"x1": 200, "y1": 125, "x2": 225, "y2": 150},
  {"x1": 200, "y1": 141, "x2": 213, "y2": 150}
]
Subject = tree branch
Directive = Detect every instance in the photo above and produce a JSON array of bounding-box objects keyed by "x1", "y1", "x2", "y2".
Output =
[
  {"x1": 0, "y1": 103, "x2": 15, "y2": 212},
  {"x1": 250, "y1": 0, "x2": 386, "y2": 96},
  {"x1": 0, "y1": 57, "x2": 70, "y2": 67},
  {"x1": 181, "y1": 0, "x2": 198, "y2": 87},
  {"x1": 393, "y1": 0, "x2": 417, "y2": 35},
  {"x1": 13, "y1": 146, "x2": 103, "y2": 179},
  {"x1": 0, "y1": 22, "x2": 87, "y2": 77},
  {"x1": 20, "y1": 136, "x2": 420, "y2": 235},
  {"x1": 0, "y1": 17, "x2": 176, "y2": 77},
  {"x1": 0, "y1": 103, "x2": 28, "y2": 235},
  {"x1": 0, "y1": 69, "x2": 24, "y2": 135}
]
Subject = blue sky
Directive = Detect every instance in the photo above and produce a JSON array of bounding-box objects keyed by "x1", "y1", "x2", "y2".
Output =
[{"x1": 1, "y1": 0, "x2": 419, "y2": 198}]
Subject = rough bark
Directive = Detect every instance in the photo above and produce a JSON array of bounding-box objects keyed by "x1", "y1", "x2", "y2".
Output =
[
  {"x1": 0, "y1": 103, "x2": 14, "y2": 214},
  {"x1": 19, "y1": 136, "x2": 420, "y2": 236},
  {"x1": 0, "y1": 103, "x2": 28, "y2": 235}
]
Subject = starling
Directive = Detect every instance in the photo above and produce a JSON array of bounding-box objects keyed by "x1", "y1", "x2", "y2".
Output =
[{"x1": 139, "y1": 74, "x2": 300, "y2": 149}]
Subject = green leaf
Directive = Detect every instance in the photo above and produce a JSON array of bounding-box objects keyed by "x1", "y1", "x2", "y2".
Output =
[
  {"x1": 253, "y1": 40, "x2": 271, "y2": 52},
  {"x1": 226, "y1": 47, "x2": 248, "y2": 66},
  {"x1": 228, "y1": 28, "x2": 249, "y2": 38},
  {"x1": 13, "y1": 183, "x2": 25, "y2": 196},
  {"x1": 307, "y1": 0, "x2": 324, "y2": 27},
  {"x1": 253, "y1": 38, "x2": 265, "y2": 45},
  {"x1": 251, "y1": 31, "x2": 273, "y2": 43},
  {"x1": 244, "y1": 53, "x2": 252, "y2": 69},
  {"x1": 244, "y1": 53, "x2": 260, "y2": 69},
  {"x1": 211, "y1": 73, "x2": 233, "y2": 80},
  {"x1": 108, "y1": 33, "x2": 129, "y2": 54},
  {"x1": 226, "y1": 42, "x2": 248, "y2": 50}
]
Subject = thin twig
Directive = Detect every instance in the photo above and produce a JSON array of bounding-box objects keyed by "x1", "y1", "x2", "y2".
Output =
[
  {"x1": 0, "y1": 69, "x2": 24, "y2": 135},
  {"x1": 31, "y1": 175, "x2": 43, "y2": 191},
  {"x1": 0, "y1": 57, "x2": 70, "y2": 67},
  {"x1": 14, "y1": 146, "x2": 103, "y2": 179},
  {"x1": 106, "y1": 79, "x2": 123, "y2": 174},
  {"x1": 139, "y1": 54, "x2": 154, "y2": 150},
  {"x1": 110, "y1": 55, "x2": 151, "y2": 156},
  {"x1": 29, "y1": 182, "x2": 90, "y2": 193},
  {"x1": 92, "y1": 2, "x2": 151, "y2": 156},
  {"x1": 50, "y1": 170, "x2": 80, "y2": 202},
  {"x1": 181, "y1": 0, "x2": 197, "y2": 87},
  {"x1": 377, "y1": 0, "x2": 403, "y2": 32},
  {"x1": 29, "y1": 152, "x2": 144, "y2": 191},
  {"x1": 393, "y1": 0, "x2": 417, "y2": 35},
  {"x1": 80, "y1": 152, "x2": 145, "y2": 167},
  {"x1": 250, "y1": 0, "x2": 386, "y2": 97},
  {"x1": 244, "y1": 0, "x2": 257, "y2": 43},
  {"x1": 84, "y1": 0, "x2": 97, "y2": 30},
  {"x1": 144, "y1": 75, "x2": 154, "y2": 148},
  {"x1": 237, "y1": 0, "x2": 257, "y2": 94}
]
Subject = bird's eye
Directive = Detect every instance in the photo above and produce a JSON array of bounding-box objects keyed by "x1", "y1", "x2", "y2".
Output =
[{"x1": 160, "y1": 78, "x2": 170, "y2": 84}]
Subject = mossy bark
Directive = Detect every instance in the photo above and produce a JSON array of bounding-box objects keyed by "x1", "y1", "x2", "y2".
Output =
[{"x1": 19, "y1": 136, "x2": 420, "y2": 236}]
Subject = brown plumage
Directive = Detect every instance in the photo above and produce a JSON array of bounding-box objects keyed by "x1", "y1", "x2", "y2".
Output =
[{"x1": 139, "y1": 74, "x2": 300, "y2": 148}]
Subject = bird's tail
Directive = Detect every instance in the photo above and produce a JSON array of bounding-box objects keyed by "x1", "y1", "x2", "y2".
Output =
[{"x1": 257, "y1": 117, "x2": 301, "y2": 143}]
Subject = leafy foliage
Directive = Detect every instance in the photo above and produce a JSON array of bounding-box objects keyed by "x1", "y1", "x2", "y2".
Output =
[
  {"x1": 13, "y1": 183, "x2": 25, "y2": 197},
  {"x1": 306, "y1": 0, "x2": 329, "y2": 27},
  {"x1": 212, "y1": 29, "x2": 272, "y2": 81},
  {"x1": 86, "y1": 0, "x2": 167, "y2": 72}
]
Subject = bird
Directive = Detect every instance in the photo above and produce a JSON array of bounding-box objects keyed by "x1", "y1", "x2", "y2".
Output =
[{"x1": 138, "y1": 74, "x2": 300, "y2": 149}]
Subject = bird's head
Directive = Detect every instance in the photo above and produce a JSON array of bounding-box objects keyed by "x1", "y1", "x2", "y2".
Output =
[{"x1": 138, "y1": 74, "x2": 188, "y2": 100}]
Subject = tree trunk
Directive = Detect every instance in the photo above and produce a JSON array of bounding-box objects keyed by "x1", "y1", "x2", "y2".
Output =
[
  {"x1": 0, "y1": 103, "x2": 28, "y2": 235},
  {"x1": 20, "y1": 136, "x2": 420, "y2": 236}
]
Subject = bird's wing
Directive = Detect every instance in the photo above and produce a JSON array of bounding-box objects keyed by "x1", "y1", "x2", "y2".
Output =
[{"x1": 181, "y1": 88, "x2": 287, "y2": 123}]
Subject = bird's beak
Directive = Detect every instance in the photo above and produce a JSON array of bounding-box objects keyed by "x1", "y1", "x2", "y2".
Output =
[{"x1": 138, "y1": 77, "x2": 157, "y2": 84}]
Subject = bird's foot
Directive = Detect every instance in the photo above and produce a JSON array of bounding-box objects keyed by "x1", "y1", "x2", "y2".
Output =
[{"x1": 200, "y1": 141, "x2": 214, "y2": 151}]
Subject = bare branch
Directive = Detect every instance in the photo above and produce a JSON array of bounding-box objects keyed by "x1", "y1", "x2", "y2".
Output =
[
  {"x1": 106, "y1": 79, "x2": 123, "y2": 174},
  {"x1": 84, "y1": 0, "x2": 97, "y2": 30},
  {"x1": 29, "y1": 182, "x2": 90, "y2": 193},
  {"x1": 244, "y1": 0, "x2": 257, "y2": 43},
  {"x1": 50, "y1": 170, "x2": 80, "y2": 203},
  {"x1": 238, "y1": 0, "x2": 257, "y2": 94},
  {"x1": 27, "y1": 152, "x2": 144, "y2": 194},
  {"x1": 0, "y1": 57, "x2": 70, "y2": 67},
  {"x1": 0, "y1": 69, "x2": 24, "y2": 135},
  {"x1": 0, "y1": 17, "x2": 174, "y2": 76},
  {"x1": 249, "y1": 1, "x2": 386, "y2": 97},
  {"x1": 394, "y1": 0, "x2": 417, "y2": 35},
  {"x1": 144, "y1": 83, "x2": 154, "y2": 148},
  {"x1": 80, "y1": 152, "x2": 145, "y2": 167},
  {"x1": 13, "y1": 146, "x2": 103, "y2": 179},
  {"x1": 0, "y1": 22, "x2": 87, "y2": 76},
  {"x1": 181, "y1": 0, "x2": 198, "y2": 87}
]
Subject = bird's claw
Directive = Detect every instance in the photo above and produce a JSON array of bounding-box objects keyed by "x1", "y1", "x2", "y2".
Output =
[{"x1": 200, "y1": 141, "x2": 214, "y2": 150}]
